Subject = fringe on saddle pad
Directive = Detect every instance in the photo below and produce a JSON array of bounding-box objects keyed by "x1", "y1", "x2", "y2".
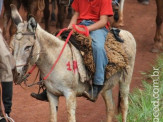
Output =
[{"x1": 59, "y1": 28, "x2": 129, "y2": 80}]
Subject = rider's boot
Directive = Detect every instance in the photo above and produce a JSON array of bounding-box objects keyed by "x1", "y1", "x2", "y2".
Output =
[
  {"x1": 31, "y1": 89, "x2": 48, "y2": 102},
  {"x1": 84, "y1": 84, "x2": 103, "y2": 102}
]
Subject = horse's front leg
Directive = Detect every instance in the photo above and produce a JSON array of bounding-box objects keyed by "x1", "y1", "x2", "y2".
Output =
[
  {"x1": 154, "y1": 14, "x2": 163, "y2": 48},
  {"x1": 47, "y1": 91, "x2": 59, "y2": 122},
  {"x1": 51, "y1": 0, "x2": 56, "y2": 22},
  {"x1": 65, "y1": 90, "x2": 76, "y2": 122},
  {"x1": 56, "y1": 0, "x2": 65, "y2": 29},
  {"x1": 118, "y1": 0, "x2": 125, "y2": 27},
  {"x1": 43, "y1": 0, "x2": 50, "y2": 31}
]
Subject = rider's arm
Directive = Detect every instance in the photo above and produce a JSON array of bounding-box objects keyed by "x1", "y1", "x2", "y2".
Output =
[
  {"x1": 87, "y1": 15, "x2": 109, "y2": 31},
  {"x1": 68, "y1": 11, "x2": 79, "y2": 29},
  {"x1": 73, "y1": 15, "x2": 109, "y2": 32}
]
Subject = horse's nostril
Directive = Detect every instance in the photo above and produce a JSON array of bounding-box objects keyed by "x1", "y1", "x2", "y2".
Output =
[
  {"x1": 17, "y1": 73, "x2": 20, "y2": 76},
  {"x1": 23, "y1": 65, "x2": 28, "y2": 72}
]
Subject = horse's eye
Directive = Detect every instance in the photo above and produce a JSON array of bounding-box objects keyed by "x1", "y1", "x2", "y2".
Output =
[
  {"x1": 25, "y1": 46, "x2": 32, "y2": 51},
  {"x1": 12, "y1": 50, "x2": 14, "y2": 55}
]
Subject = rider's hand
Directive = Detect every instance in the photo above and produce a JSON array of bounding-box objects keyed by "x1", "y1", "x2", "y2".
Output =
[
  {"x1": 72, "y1": 25, "x2": 87, "y2": 32},
  {"x1": 68, "y1": 24, "x2": 73, "y2": 29}
]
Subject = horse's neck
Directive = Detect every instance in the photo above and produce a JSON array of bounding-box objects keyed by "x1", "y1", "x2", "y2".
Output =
[
  {"x1": 36, "y1": 25, "x2": 63, "y2": 49},
  {"x1": 35, "y1": 25, "x2": 65, "y2": 71}
]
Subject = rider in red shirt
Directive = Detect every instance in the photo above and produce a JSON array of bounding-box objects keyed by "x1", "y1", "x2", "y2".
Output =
[
  {"x1": 68, "y1": 0, "x2": 113, "y2": 101},
  {"x1": 72, "y1": 0, "x2": 113, "y2": 25}
]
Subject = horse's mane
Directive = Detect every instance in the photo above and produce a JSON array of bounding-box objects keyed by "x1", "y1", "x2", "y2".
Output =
[
  {"x1": 36, "y1": 24, "x2": 64, "y2": 49},
  {"x1": 34, "y1": 24, "x2": 68, "y2": 66}
]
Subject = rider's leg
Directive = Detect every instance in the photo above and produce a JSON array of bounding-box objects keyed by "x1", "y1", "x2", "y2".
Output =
[
  {"x1": 89, "y1": 28, "x2": 108, "y2": 101},
  {"x1": 79, "y1": 20, "x2": 109, "y2": 101}
]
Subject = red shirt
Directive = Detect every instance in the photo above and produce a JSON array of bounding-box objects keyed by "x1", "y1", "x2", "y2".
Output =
[{"x1": 72, "y1": 0, "x2": 113, "y2": 24}]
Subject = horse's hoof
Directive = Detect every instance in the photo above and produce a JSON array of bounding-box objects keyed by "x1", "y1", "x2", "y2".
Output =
[
  {"x1": 0, "y1": 118, "x2": 6, "y2": 122},
  {"x1": 138, "y1": 0, "x2": 149, "y2": 5}
]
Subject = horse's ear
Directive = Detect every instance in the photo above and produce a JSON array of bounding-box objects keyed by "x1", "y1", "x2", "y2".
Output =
[
  {"x1": 10, "y1": 4, "x2": 22, "y2": 26},
  {"x1": 27, "y1": 16, "x2": 37, "y2": 32}
]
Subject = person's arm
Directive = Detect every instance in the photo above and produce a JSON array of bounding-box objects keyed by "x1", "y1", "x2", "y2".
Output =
[
  {"x1": 87, "y1": 15, "x2": 109, "y2": 31},
  {"x1": 73, "y1": 15, "x2": 109, "y2": 32},
  {"x1": 68, "y1": 11, "x2": 79, "y2": 29}
]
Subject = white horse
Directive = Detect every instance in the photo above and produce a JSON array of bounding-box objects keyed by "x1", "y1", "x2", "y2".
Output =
[{"x1": 10, "y1": 4, "x2": 136, "y2": 122}]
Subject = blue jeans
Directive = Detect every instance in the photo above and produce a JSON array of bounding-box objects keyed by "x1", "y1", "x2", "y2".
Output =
[
  {"x1": 114, "y1": 0, "x2": 120, "y2": 3},
  {"x1": 79, "y1": 20, "x2": 108, "y2": 85}
]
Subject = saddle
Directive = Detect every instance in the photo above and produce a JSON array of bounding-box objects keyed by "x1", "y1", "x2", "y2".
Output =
[{"x1": 58, "y1": 28, "x2": 128, "y2": 80}]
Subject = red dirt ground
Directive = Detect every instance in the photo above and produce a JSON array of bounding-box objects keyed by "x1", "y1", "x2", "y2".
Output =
[{"x1": 0, "y1": 0, "x2": 160, "y2": 121}]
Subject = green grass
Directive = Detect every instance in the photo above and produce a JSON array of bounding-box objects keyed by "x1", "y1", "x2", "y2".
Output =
[{"x1": 117, "y1": 55, "x2": 163, "y2": 122}]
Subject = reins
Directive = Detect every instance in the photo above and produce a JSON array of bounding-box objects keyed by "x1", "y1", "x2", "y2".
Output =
[
  {"x1": 43, "y1": 29, "x2": 73, "y2": 80},
  {"x1": 18, "y1": 25, "x2": 89, "y2": 87}
]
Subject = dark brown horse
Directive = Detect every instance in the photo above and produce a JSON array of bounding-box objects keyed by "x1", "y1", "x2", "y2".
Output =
[
  {"x1": 3, "y1": 0, "x2": 49, "y2": 42},
  {"x1": 151, "y1": 0, "x2": 163, "y2": 53},
  {"x1": 112, "y1": 0, "x2": 125, "y2": 27},
  {"x1": 52, "y1": 0, "x2": 72, "y2": 29}
]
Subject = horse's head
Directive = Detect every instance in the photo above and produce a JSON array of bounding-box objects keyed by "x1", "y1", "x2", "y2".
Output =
[{"x1": 10, "y1": 4, "x2": 40, "y2": 84}]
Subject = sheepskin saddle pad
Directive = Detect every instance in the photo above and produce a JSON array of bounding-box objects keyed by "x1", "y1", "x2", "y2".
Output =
[{"x1": 58, "y1": 28, "x2": 128, "y2": 80}]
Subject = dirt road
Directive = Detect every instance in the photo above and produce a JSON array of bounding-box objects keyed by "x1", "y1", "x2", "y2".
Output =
[{"x1": 0, "y1": 0, "x2": 159, "y2": 121}]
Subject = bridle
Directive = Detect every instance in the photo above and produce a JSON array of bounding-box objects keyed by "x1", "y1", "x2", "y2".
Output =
[
  {"x1": 14, "y1": 31, "x2": 40, "y2": 85},
  {"x1": 15, "y1": 31, "x2": 36, "y2": 40},
  {"x1": 14, "y1": 32, "x2": 36, "y2": 67}
]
